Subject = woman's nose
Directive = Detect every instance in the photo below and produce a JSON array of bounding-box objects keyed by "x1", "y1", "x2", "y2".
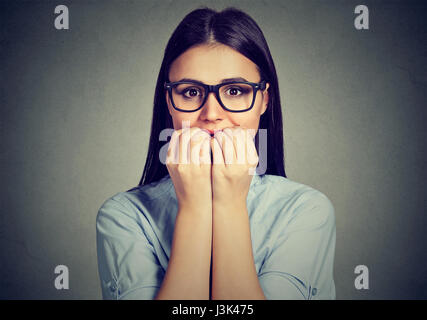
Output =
[{"x1": 199, "y1": 92, "x2": 225, "y2": 121}]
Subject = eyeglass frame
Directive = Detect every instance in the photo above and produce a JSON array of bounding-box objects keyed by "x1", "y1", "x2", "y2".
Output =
[{"x1": 164, "y1": 79, "x2": 267, "y2": 113}]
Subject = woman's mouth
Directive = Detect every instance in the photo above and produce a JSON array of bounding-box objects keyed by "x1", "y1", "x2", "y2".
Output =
[{"x1": 202, "y1": 129, "x2": 217, "y2": 135}]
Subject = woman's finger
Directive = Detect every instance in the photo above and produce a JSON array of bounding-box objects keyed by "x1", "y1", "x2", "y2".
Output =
[
  {"x1": 223, "y1": 127, "x2": 246, "y2": 165},
  {"x1": 211, "y1": 134, "x2": 224, "y2": 165},
  {"x1": 166, "y1": 130, "x2": 181, "y2": 165},
  {"x1": 216, "y1": 130, "x2": 235, "y2": 165},
  {"x1": 179, "y1": 127, "x2": 202, "y2": 164},
  {"x1": 190, "y1": 129, "x2": 210, "y2": 165},
  {"x1": 245, "y1": 130, "x2": 259, "y2": 166},
  {"x1": 200, "y1": 134, "x2": 212, "y2": 165}
]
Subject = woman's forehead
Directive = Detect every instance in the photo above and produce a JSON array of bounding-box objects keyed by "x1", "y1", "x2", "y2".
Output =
[{"x1": 168, "y1": 44, "x2": 260, "y2": 84}]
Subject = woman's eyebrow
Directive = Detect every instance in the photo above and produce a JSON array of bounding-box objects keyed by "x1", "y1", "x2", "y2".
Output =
[{"x1": 176, "y1": 77, "x2": 249, "y2": 83}]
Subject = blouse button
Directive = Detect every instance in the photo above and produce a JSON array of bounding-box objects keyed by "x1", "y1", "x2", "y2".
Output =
[{"x1": 312, "y1": 288, "x2": 318, "y2": 296}]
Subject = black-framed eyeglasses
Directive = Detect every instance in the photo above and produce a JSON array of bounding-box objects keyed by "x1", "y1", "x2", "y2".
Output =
[{"x1": 164, "y1": 79, "x2": 267, "y2": 113}]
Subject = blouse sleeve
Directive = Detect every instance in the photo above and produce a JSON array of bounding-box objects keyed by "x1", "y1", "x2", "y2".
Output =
[
  {"x1": 96, "y1": 195, "x2": 164, "y2": 300},
  {"x1": 258, "y1": 191, "x2": 336, "y2": 300}
]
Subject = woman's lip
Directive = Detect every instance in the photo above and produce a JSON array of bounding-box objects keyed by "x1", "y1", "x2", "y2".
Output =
[
  {"x1": 202, "y1": 127, "x2": 244, "y2": 135},
  {"x1": 203, "y1": 129, "x2": 218, "y2": 135}
]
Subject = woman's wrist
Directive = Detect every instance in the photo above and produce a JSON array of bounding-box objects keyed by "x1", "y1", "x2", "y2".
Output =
[
  {"x1": 178, "y1": 201, "x2": 213, "y2": 218},
  {"x1": 212, "y1": 198, "x2": 247, "y2": 214}
]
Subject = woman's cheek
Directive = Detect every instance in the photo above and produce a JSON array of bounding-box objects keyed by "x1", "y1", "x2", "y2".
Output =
[{"x1": 173, "y1": 117, "x2": 197, "y2": 130}]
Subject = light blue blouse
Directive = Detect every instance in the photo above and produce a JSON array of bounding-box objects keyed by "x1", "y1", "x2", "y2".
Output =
[{"x1": 96, "y1": 174, "x2": 336, "y2": 300}]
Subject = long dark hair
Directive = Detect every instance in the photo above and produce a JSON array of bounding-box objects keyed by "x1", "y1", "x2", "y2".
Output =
[{"x1": 138, "y1": 7, "x2": 286, "y2": 186}]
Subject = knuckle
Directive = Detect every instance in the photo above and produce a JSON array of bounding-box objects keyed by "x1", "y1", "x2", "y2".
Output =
[{"x1": 176, "y1": 164, "x2": 188, "y2": 174}]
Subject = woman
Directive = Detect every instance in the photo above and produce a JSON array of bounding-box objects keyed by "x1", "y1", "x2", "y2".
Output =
[{"x1": 96, "y1": 7, "x2": 336, "y2": 300}]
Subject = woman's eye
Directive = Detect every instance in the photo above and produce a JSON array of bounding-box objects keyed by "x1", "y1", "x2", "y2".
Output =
[
  {"x1": 225, "y1": 87, "x2": 244, "y2": 96},
  {"x1": 183, "y1": 88, "x2": 201, "y2": 98}
]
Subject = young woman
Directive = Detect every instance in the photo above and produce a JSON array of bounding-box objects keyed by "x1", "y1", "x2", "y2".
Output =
[{"x1": 96, "y1": 7, "x2": 336, "y2": 300}]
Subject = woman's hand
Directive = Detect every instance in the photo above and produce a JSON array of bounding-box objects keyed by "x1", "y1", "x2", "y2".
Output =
[
  {"x1": 210, "y1": 127, "x2": 259, "y2": 207},
  {"x1": 166, "y1": 127, "x2": 212, "y2": 212}
]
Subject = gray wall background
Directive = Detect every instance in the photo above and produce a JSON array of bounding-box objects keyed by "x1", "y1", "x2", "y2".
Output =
[{"x1": 1, "y1": 0, "x2": 426, "y2": 299}]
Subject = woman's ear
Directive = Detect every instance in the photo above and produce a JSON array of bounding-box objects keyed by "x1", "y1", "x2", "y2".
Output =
[{"x1": 260, "y1": 83, "x2": 270, "y2": 116}]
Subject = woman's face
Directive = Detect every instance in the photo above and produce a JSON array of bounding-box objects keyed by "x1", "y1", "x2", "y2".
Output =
[{"x1": 166, "y1": 44, "x2": 269, "y2": 133}]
